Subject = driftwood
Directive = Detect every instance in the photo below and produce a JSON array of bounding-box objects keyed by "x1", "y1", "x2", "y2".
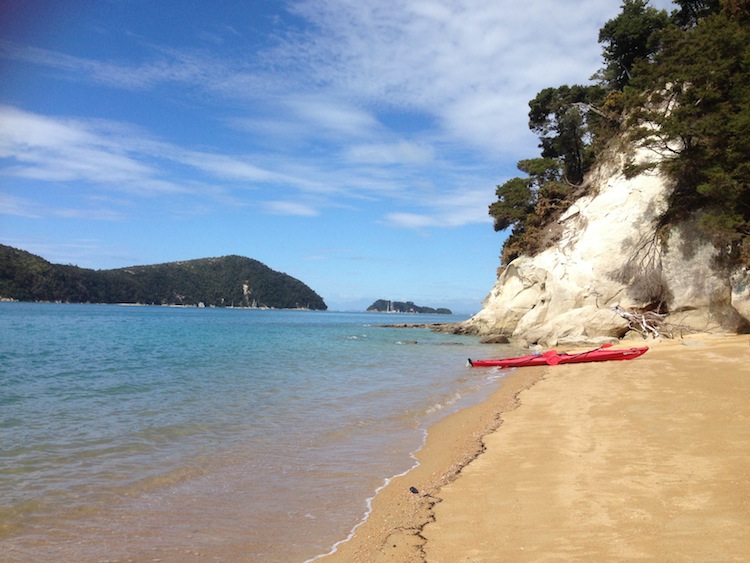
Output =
[{"x1": 611, "y1": 305, "x2": 674, "y2": 338}]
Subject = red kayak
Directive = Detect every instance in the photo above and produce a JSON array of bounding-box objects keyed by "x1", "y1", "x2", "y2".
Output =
[{"x1": 468, "y1": 344, "x2": 648, "y2": 368}]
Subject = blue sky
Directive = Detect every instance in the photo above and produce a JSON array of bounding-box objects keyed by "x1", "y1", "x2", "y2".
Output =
[{"x1": 0, "y1": 0, "x2": 674, "y2": 312}]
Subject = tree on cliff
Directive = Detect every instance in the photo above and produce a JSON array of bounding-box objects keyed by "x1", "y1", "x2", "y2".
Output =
[
  {"x1": 490, "y1": 80, "x2": 610, "y2": 265},
  {"x1": 489, "y1": 0, "x2": 750, "y2": 267},
  {"x1": 528, "y1": 85, "x2": 608, "y2": 185},
  {"x1": 597, "y1": 0, "x2": 671, "y2": 90},
  {"x1": 626, "y1": 2, "x2": 750, "y2": 262},
  {"x1": 490, "y1": 158, "x2": 573, "y2": 264}
]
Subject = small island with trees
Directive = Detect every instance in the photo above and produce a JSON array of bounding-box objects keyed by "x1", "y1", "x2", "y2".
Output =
[{"x1": 367, "y1": 299, "x2": 452, "y2": 314}]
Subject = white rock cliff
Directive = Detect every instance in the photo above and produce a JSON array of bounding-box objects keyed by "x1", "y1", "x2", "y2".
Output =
[{"x1": 464, "y1": 146, "x2": 750, "y2": 347}]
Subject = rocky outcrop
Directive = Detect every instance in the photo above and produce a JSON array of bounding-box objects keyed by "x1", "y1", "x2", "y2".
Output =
[{"x1": 462, "y1": 146, "x2": 750, "y2": 347}]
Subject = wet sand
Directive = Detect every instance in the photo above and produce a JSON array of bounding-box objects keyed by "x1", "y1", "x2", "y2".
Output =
[{"x1": 320, "y1": 335, "x2": 750, "y2": 561}]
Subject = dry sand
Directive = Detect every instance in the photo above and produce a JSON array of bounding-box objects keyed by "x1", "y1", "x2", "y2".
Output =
[{"x1": 319, "y1": 335, "x2": 750, "y2": 562}]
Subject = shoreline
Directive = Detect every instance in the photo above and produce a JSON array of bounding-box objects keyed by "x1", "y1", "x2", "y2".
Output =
[
  {"x1": 317, "y1": 334, "x2": 750, "y2": 561},
  {"x1": 316, "y1": 363, "x2": 547, "y2": 561}
]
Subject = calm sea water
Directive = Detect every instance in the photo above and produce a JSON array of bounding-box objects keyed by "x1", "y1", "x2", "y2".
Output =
[{"x1": 0, "y1": 303, "x2": 514, "y2": 562}]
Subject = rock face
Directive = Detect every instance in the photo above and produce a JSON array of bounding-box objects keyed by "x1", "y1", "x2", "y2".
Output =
[{"x1": 463, "y1": 146, "x2": 750, "y2": 347}]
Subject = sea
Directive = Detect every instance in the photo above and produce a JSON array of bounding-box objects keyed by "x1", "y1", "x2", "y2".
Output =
[{"x1": 0, "y1": 303, "x2": 516, "y2": 562}]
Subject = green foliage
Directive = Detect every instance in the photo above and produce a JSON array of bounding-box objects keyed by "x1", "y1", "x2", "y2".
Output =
[
  {"x1": 488, "y1": 158, "x2": 576, "y2": 264},
  {"x1": 489, "y1": 177, "x2": 534, "y2": 233},
  {"x1": 0, "y1": 245, "x2": 327, "y2": 310},
  {"x1": 489, "y1": 0, "x2": 750, "y2": 268},
  {"x1": 626, "y1": 9, "x2": 750, "y2": 262},
  {"x1": 489, "y1": 81, "x2": 616, "y2": 266},
  {"x1": 671, "y1": 0, "x2": 721, "y2": 27},
  {"x1": 597, "y1": 0, "x2": 671, "y2": 90},
  {"x1": 528, "y1": 85, "x2": 608, "y2": 184}
]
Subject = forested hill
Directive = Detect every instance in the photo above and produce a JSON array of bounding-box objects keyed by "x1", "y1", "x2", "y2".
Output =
[{"x1": 0, "y1": 245, "x2": 327, "y2": 309}]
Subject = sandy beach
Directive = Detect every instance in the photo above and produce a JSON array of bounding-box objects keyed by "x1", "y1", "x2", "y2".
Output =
[{"x1": 320, "y1": 335, "x2": 750, "y2": 561}]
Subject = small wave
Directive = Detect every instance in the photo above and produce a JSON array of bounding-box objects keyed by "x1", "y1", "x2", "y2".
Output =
[
  {"x1": 305, "y1": 428, "x2": 428, "y2": 563},
  {"x1": 424, "y1": 391, "x2": 463, "y2": 415}
]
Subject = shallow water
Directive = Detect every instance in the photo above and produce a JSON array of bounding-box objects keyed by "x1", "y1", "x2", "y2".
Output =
[{"x1": 0, "y1": 303, "x2": 513, "y2": 561}]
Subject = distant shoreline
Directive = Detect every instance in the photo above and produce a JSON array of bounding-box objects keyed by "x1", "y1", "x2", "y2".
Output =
[{"x1": 0, "y1": 300, "x2": 321, "y2": 310}]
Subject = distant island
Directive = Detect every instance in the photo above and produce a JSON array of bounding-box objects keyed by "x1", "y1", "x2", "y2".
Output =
[
  {"x1": 0, "y1": 245, "x2": 327, "y2": 310},
  {"x1": 367, "y1": 299, "x2": 451, "y2": 315}
]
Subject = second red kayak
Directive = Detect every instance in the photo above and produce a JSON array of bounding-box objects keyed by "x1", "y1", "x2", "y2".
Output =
[{"x1": 468, "y1": 345, "x2": 648, "y2": 368}]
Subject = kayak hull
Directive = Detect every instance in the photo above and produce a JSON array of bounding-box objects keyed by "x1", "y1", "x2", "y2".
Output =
[{"x1": 468, "y1": 346, "x2": 648, "y2": 368}]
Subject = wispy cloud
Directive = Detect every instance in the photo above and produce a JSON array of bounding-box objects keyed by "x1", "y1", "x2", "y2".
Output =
[
  {"x1": 384, "y1": 186, "x2": 492, "y2": 229},
  {"x1": 0, "y1": 192, "x2": 125, "y2": 221},
  {"x1": 0, "y1": 104, "x2": 470, "y2": 224},
  {"x1": 263, "y1": 200, "x2": 320, "y2": 216},
  {"x1": 285, "y1": 97, "x2": 381, "y2": 138},
  {"x1": 344, "y1": 141, "x2": 434, "y2": 165},
  {"x1": 0, "y1": 105, "x2": 185, "y2": 194},
  {"x1": 0, "y1": 104, "x2": 327, "y2": 196},
  {"x1": 1, "y1": 0, "x2": 655, "y2": 232},
  {"x1": 0, "y1": 1, "x2": 625, "y2": 160},
  {"x1": 0, "y1": 193, "x2": 42, "y2": 218},
  {"x1": 281, "y1": 0, "x2": 620, "y2": 157},
  {"x1": 0, "y1": 41, "x2": 250, "y2": 93}
]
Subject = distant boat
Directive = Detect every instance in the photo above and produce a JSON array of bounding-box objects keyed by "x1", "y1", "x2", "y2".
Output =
[{"x1": 467, "y1": 344, "x2": 648, "y2": 368}]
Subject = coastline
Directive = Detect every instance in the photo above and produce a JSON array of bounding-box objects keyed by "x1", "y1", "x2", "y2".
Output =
[
  {"x1": 317, "y1": 334, "x2": 750, "y2": 561},
  {"x1": 316, "y1": 363, "x2": 546, "y2": 561}
]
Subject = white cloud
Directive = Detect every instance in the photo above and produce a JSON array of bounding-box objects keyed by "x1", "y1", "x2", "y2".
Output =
[
  {"x1": 285, "y1": 97, "x2": 381, "y2": 137},
  {"x1": 384, "y1": 186, "x2": 494, "y2": 229},
  {"x1": 2, "y1": 0, "x2": 628, "y2": 162},
  {"x1": 173, "y1": 151, "x2": 280, "y2": 183},
  {"x1": 1, "y1": 0, "x2": 646, "y2": 231},
  {"x1": 0, "y1": 192, "x2": 125, "y2": 221},
  {"x1": 263, "y1": 200, "x2": 320, "y2": 216},
  {"x1": 0, "y1": 42, "x2": 243, "y2": 93},
  {"x1": 277, "y1": 0, "x2": 643, "y2": 160},
  {"x1": 385, "y1": 212, "x2": 436, "y2": 229},
  {"x1": 0, "y1": 104, "x2": 506, "y2": 229},
  {"x1": 225, "y1": 99, "x2": 381, "y2": 151},
  {"x1": 344, "y1": 140, "x2": 434, "y2": 165},
  {"x1": 0, "y1": 105, "x2": 328, "y2": 202},
  {"x1": 0, "y1": 105, "x2": 180, "y2": 193},
  {"x1": 0, "y1": 193, "x2": 41, "y2": 218}
]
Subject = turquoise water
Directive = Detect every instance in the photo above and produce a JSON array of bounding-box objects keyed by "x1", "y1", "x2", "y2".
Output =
[{"x1": 0, "y1": 303, "x2": 513, "y2": 562}]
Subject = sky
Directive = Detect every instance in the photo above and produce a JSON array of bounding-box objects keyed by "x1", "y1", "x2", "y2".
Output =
[{"x1": 0, "y1": 0, "x2": 675, "y2": 313}]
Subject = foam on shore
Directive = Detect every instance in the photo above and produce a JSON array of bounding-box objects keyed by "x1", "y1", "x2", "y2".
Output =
[{"x1": 317, "y1": 364, "x2": 545, "y2": 561}]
